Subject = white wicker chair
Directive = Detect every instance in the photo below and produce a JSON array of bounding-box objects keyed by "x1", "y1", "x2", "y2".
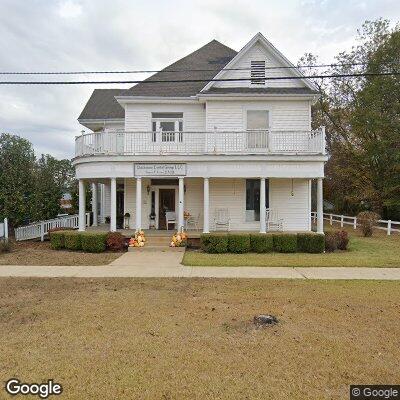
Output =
[
  {"x1": 165, "y1": 211, "x2": 176, "y2": 231},
  {"x1": 266, "y1": 208, "x2": 283, "y2": 231},
  {"x1": 214, "y1": 208, "x2": 230, "y2": 231}
]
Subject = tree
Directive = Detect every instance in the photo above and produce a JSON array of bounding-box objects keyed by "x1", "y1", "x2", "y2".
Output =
[
  {"x1": 0, "y1": 133, "x2": 76, "y2": 228},
  {"x1": 0, "y1": 133, "x2": 35, "y2": 228},
  {"x1": 350, "y1": 29, "x2": 400, "y2": 218},
  {"x1": 32, "y1": 155, "x2": 75, "y2": 221},
  {"x1": 299, "y1": 19, "x2": 400, "y2": 219}
]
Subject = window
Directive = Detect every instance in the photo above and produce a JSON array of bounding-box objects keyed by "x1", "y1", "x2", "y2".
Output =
[
  {"x1": 246, "y1": 110, "x2": 269, "y2": 148},
  {"x1": 247, "y1": 110, "x2": 269, "y2": 130},
  {"x1": 246, "y1": 179, "x2": 269, "y2": 222},
  {"x1": 251, "y1": 60, "x2": 266, "y2": 85},
  {"x1": 151, "y1": 112, "x2": 183, "y2": 143}
]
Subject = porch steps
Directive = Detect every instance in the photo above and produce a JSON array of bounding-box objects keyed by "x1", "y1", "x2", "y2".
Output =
[
  {"x1": 128, "y1": 246, "x2": 184, "y2": 253},
  {"x1": 146, "y1": 236, "x2": 172, "y2": 246},
  {"x1": 127, "y1": 235, "x2": 182, "y2": 252}
]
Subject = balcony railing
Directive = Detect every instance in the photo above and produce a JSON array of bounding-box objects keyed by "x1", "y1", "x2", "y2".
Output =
[{"x1": 75, "y1": 128, "x2": 326, "y2": 158}]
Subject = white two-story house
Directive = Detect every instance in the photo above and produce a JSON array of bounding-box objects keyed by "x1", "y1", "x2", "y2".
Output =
[{"x1": 74, "y1": 33, "x2": 326, "y2": 234}]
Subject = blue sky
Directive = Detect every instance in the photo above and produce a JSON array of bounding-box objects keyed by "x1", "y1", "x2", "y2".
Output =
[{"x1": 0, "y1": 0, "x2": 399, "y2": 158}]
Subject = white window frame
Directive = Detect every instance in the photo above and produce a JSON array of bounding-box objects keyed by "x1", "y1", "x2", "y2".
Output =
[
  {"x1": 243, "y1": 107, "x2": 271, "y2": 150},
  {"x1": 242, "y1": 105, "x2": 271, "y2": 129},
  {"x1": 151, "y1": 116, "x2": 184, "y2": 143}
]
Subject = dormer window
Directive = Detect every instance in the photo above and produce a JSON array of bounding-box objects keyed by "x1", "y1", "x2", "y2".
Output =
[{"x1": 250, "y1": 60, "x2": 266, "y2": 85}]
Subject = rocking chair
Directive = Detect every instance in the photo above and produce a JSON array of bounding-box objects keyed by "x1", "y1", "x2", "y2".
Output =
[
  {"x1": 266, "y1": 208, "x2": 283, "y2": 231},
  {"x1": 214, "y1": 208, "x2": 231, "y2": 231}
]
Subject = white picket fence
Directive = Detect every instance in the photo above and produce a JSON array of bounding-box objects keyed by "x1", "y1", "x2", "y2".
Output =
[
  {"x1": 14, "y1": 213, "x2": 90, "y2": 241},
  {"x1": 311, "y1": 212, "x2": 400, "y2": 235}
]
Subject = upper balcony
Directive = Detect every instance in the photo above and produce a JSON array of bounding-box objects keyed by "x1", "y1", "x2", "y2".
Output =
[{"x1": 74, "y1": 128, "x2": 326, "y2": 158}]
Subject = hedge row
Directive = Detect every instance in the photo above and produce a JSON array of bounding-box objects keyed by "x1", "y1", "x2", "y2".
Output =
[
  {"x1": 200, "y1": 232, "x2": 325, "y2": 254},
  {"x1": 50, "y1": 231, "x2": 108, "y2": 253}
]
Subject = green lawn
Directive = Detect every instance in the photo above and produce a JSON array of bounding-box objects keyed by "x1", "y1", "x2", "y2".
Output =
[{"x1": 183, "y1": 227, "x2": 400, "y2": 268}]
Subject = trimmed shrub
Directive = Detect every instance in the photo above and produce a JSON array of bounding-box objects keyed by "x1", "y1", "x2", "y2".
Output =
[
  {"x1": 48, "y1": 227, "x2": 75, "y2": 234},
  {"x1": 64, "y1": 231, "x2": 82, "y2": 251},
  {"x1": 250, "y1": 233, "x2": 274, "y2": 253},
  {"x1": 200, "y1": 234, "x2": 228, "y2": 253},
  {"x1": 297, "y1": 232, "x2": 325, "y2": 253},
  {"x1": 81, "y1": 232, "x2": 108, "y2": 253},
  {"x1": 50, "y1": 231, "x2": 66, "y2": 250},
  {"x1": 324, "y1": 232, "x2": 338, "y2": 252},
  {"x1": 335, "y1": 230, "x2": 349, "y2": 250},
  {"x1": 273, "y1": 233, "x2": 297, "y2": 253},
  {"x1": 106, "y1": 232, "x2": 126, "y2": 251},
  {"x1": 228, "y1": 234, "x2": 250, "y2": 253},
  {"x1": 357, "y1": 211, "x2": 380, "y2": 237}
]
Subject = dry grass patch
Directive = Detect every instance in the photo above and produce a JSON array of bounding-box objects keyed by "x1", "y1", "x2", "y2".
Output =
[
  {"x1": 0, "y1": 278, "x2": 399, "y2": 399},
  {"x1": 0, "y1": 240, "x2": 123, "y2": 266},
  {"x1": 183, "y1": 226, "x2": 400, "y2": 267}
]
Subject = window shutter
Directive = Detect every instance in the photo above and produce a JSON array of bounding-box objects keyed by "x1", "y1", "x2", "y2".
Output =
[{"x1": 251, "y1": 61, "x2": 266, "y2": 85}]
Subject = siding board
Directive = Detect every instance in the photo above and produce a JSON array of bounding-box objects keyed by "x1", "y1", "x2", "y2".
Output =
[{"x1": 206, "y1": 100, "x2": 310, "y2": 131}]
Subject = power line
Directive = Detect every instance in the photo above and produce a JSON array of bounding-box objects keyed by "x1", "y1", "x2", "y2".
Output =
[
  {"x1": 0, "y1": 71, "x2": 398, "y2": 85},
  {"x1": 0, "y1": 62, "x2": 376, "y2": 75}
]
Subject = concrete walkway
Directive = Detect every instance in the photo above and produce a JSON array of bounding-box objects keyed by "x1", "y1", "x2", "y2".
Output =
[{"x1": 0, "y1": 252, "x2": 400, "y2": 280}]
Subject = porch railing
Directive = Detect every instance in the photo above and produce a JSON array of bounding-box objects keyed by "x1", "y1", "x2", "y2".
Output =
[
  {"x1": 75, "y1": 128, "x2": 326, "y2": 157},
  {"x1": 14, "y1": 213, "x2": 90, "y2": 241}
]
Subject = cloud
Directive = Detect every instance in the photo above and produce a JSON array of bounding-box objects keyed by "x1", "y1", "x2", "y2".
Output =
[
  {"x1": 0, "y1": 0, "x2": 398, "y2": 159},
  {"x1": 57, "y1": 0, "x2": 83, "y2": 19}
]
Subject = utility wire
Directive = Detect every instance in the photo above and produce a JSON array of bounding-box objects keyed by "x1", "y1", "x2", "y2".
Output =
[
  {"x1": 0, "y1": 71, "x2": 398, "y2": 85},
  {"x1": 0, "y1": 62, "x2": 381, "y2": 75}
]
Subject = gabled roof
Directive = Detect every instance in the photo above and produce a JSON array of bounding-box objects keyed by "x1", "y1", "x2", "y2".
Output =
[
  {"x1": 125, "y1": 40, "x2": 237, "y2": 97},
  {"x1": 78, "y1": 35, "x2": 320, "y2": 123},
  {"x1": 78, "y1": 40, "x2": 237, "y2": 121},
  {"x1": 201, "y1": 32, "x2": 319, "y2": 93}
]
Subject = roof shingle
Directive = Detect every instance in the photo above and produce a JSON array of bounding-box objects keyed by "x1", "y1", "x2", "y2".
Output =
[
  {"x1": 125, "y1": 40, "x2": 237, "y2": 97},
  {"x1": 78, "y1": 40, "x2": 237, "y2": 121},
  {"x1": 78, "y1": 88, "x2": 125, "y2": 120}
]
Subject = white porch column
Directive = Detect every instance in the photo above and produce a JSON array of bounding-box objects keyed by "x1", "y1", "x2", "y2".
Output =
[
  {"x1": 136, "y1": 177, "x2": 142, "y2": 231},
  {"x1": 260, "y1": 178, "x2": 266, "y2": 233},
  {"x1": 110, "y1": 178, "x2": 117, "y2": 232},
  {"x1": 78, "y1": 179, "x2": 86, "y2": 231},
  {"x1": 99, "y1": 184, "x2": 105, "y2": 224},
  {"x1": 317, "y1": 177, "x2": 324, "y2": 233},
  {"x1": 178, "y1": 178, "x2": 184, "y2": 232},
  {"x1": 91, "y1": 183, "x2": 98, "y2": 227},
  {"x1": 203, "y1": 177, "x2": 210, "y2": 233}
]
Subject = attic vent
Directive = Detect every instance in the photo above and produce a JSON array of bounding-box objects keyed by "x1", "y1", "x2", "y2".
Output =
[{"x1": 251, "y1": 60, "x2": 266, "y2": 85}]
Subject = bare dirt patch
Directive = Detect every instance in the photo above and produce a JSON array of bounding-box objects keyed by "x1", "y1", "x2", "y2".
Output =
[
  {"x1": 0, "y1": 278, "x2": 399, "y2": 399},
  {"x1": 0, "y1": 240, "x2": 123, "y2": 265}
]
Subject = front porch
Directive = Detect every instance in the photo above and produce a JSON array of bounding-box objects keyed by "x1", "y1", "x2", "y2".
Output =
[{"x1": 78, "y1": 177, "x2": 324, "y2": 234}]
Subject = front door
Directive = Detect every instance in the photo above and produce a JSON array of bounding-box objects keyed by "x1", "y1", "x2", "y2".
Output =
[{"x1": 158, "y1": 189, "x2": 175, "y2": 230}]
